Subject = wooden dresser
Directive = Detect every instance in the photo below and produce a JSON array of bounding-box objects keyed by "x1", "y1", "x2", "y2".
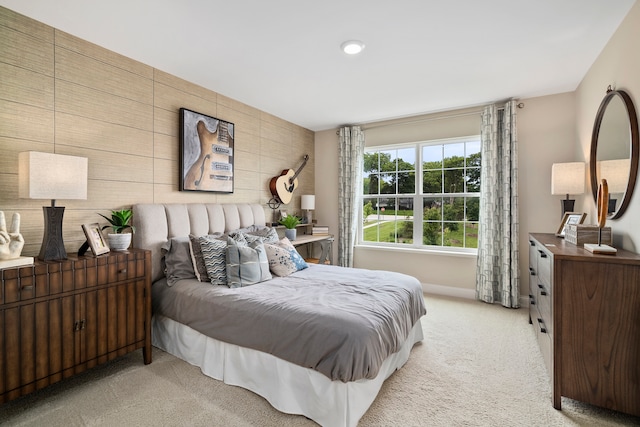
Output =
[
  {"x1": 528, "y1": 233, "x2": 640, "y2": 416},
  {"x1": 0, "y1": 249, "x2": 152, "y2": 404}
]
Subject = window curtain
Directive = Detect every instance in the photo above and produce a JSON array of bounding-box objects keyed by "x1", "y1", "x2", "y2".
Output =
[
  {"x1": 475, "y1": 100, "x2": 520, "y2": 308},
  {"x1": 338, "y1": 126, "x2": 365, "y2": 267}
]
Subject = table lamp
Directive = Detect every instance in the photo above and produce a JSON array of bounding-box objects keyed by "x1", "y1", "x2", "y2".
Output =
[
  {"x1": 301, "y1": 194, "x2": 315, "y2": 224},
  {"x1": 597, "y1": 159, "x2": 630, "y2": 213},
  {"x1": 551, "y1": 162, "x2": 585, "y2": 216},
  {"x1": 19, "y1": 152, "x2": 88, "y2": 261}
]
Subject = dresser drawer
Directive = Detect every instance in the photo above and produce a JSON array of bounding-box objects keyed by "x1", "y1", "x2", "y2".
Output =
[{"x1": 536, "y1": 247, "x2": 551, "y2": 286}]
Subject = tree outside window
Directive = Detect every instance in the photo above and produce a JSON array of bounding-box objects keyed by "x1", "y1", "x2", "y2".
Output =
[{"x1": 362, "y1": 137, "x2": 480, "y2": 250}]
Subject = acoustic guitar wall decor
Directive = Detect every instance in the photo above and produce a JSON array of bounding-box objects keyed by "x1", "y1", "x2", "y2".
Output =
[{"x1": 269, "y1": 154, "x2": 309, "y2": 204}]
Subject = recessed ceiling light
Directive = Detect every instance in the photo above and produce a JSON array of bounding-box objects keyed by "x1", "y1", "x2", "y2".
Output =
[{"x1": 341, "y1": 40, "x2": 365, "y2": 55}]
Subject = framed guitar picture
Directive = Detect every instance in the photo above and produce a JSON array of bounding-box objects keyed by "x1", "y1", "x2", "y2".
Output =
[{"x1": 180, "y1": 108, "x2": 234, "y2": 193}]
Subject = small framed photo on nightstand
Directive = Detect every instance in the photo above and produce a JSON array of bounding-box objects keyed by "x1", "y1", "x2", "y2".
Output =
[
  {"x1": 555, "y1": 212, "x2": 586, "y2": 237},
  {"x1": 82, "y1": 223, "x2": 110, "y2": 256}
]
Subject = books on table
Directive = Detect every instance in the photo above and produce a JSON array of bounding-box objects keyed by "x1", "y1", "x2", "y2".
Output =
[{"x1": 312, "y1": 225, "x2": 329, "y2": 235}]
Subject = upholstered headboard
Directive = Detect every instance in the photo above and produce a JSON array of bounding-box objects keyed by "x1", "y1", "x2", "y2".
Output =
[{"x1": 132, "y1": 203, "x2": 266, "y2": 283}]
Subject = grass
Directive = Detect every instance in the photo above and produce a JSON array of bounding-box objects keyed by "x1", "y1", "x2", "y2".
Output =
[{"x1": 364, "y1": 220, "x2": 478, "y2": 248}]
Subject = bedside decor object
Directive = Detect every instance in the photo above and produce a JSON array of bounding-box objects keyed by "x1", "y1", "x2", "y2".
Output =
[
  {"x1": 554, "y1": 212, "x2": 586, "y2": 237},
  {"x1": 267, "y1": 197, "x2": 282, "y2": 226},
  {"x1": 269, "y1": 154, "x2": 309, "y2": 204},
  {"x1": 301, "y1": 194, "x2": 315, "y2": 224},
  {"x1": 551, "y1": 162, "x2": 585, "y2": 216},
  {"x1": 81, "y1": 223, "x2": 110, "y2": 256},
  {"x1": 0, "y1": 211, "x2": 33, "y2": 269},
  {"x1": 584, "y1": 179, "x2": 617, "y2": 254},
  {"x1": 99, "y1": 209, "x2": 135, "y2": 251},
  {"x1": 279, "y1": 214, "x2": 301, "y2": 241},
  {"x1": 564, "y1": 224, "x2": 612, "y2": 246},
  {"x1": 589, "y1": 87, "x2": 639, "y2": 220},
  {"x1": 180, "y1": 108, "x2": 234, "y2": 193},
  {"x1": 18, "y1": 151, "x2": 88, "y2": 261}
]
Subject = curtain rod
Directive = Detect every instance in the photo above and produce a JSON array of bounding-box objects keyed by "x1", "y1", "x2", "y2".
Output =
[{"x1": 336, "y1": 102, "x2": 524, "y2": 134}]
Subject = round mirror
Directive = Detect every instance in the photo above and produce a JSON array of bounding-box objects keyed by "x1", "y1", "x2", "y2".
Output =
[{"x1": 589, "y1": 88, "x2": 639, "y2": 219}]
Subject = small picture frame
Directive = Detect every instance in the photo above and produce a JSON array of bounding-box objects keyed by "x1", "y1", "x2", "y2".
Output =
[
  {"x1": 280, "y1": 210, "x2": 288, "y2": 219},
  {"x1": 82, "y1": 223, "x2": 110, "y2": 256},
  {"x1": 555, "y1": 212, "x2": 587, "y2": 237}
]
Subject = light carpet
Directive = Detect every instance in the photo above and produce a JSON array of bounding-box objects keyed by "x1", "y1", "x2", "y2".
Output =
[{"x1": 1, "y1": 294, "x2": 639, "y2": 426}]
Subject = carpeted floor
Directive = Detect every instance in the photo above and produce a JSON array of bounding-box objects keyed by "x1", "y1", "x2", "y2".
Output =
[{"x1": 1, "y1": 294, "x2": 639, "y2": 426}]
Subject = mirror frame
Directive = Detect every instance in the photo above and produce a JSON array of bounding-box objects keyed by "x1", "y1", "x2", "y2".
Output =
[{"x1": 589, "y1": 88, "x2": 639, "y2": 219}]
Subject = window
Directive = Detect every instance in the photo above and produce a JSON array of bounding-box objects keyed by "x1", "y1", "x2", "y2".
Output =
[{"x1": 361, "y1": 136, "x2": 481, "y2": 251}]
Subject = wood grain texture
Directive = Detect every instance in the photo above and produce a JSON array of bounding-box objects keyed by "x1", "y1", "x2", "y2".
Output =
[
  {"x1": 529, "y1": 233, "x2": 640, "y2": 417},
  {"x1": 560, "y1": 260, "x2": 640, "y2": 415},
  {"x1": 0, "y1": 24, "x2": 53, "y2": 75}
]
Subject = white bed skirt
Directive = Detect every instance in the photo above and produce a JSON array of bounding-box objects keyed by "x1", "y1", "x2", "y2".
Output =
[{"x1": 152, "y1": 315, "x2": 424, "y2": 427}]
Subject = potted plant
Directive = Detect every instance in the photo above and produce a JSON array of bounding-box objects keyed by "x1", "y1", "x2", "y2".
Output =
[
  {"x1": 279, "y1": 214, "x2": 301, "y2": 241},
  {"x1": 99, "y1": 209, "x2": 135, "y2": 251}
]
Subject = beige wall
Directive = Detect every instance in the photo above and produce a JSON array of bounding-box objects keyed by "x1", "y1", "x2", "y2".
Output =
[
  {"x1": 575, "y1": 0, "x2": 640, "y2": 253},
  {"x1": 0, "y1": 7, "x2": 314, "y2": 257}
]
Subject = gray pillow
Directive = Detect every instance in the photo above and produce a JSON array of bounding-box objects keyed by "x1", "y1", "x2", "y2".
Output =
[
  {"x1": 161, "y1": 236, "x2": 196, "y2": 286},
  {"x1": 189, "y1": 233, "x2": 224, "y2": 282},
  {"x1": 226, "y1": 237, "x2": 272, "y2": 288},
  {"x1": 231, "y1": 226, "x2": 279, "y2": 244},
  {"x1": 199, "y1": 235, "x2": 229, "y2": 286}
]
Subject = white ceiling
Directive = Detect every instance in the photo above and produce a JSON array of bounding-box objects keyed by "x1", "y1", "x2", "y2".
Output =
[{"x1": 1, "y1": 0, "x2": 636, "y2": 131}]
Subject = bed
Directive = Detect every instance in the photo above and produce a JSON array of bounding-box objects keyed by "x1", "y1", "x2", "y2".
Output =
[{"x1": 132, "y1": 203, "x2": 426, "y2": 427}]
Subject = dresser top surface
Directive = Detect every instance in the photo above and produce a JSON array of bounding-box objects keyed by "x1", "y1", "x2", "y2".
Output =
[{"x1": 530, "y1": 233, "x2": 640, "y2": 265}]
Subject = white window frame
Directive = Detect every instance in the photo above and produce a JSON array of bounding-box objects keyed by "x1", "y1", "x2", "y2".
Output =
[{"x1": 359, "y1": 136, "x2": 481, "y2": 254}]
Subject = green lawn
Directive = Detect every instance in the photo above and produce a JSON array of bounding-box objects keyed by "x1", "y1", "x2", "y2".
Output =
[{"x1": 364, "y1": 220, "x2": 478, "y2": 248}]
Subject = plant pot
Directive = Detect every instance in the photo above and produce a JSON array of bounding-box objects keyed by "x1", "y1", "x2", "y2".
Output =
[
  {"x1": 284, "y1": 228, "x2": 297, "y2": 241},
  {"x1": 107, "y1": 233, "x2": 132, "y2": 251}
]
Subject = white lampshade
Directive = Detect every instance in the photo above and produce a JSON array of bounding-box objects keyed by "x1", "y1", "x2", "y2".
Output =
[
  {"x1": 301, "y1": 195, "x2": 315, "y2": 210},
  {"x1": 597, "y1": 159, "x2": 630, "y2": 194},
  {"x1": 551, "y1": 162, "x2": 585, "y2": 195},
  {"x1": 19, "y1": 152, "x2": 88, "y2": 201}
]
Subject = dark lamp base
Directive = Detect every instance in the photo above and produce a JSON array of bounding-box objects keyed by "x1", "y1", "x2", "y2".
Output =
[
  {"x1": 560, "y1": 199, "x2": 575, "y2": 216},
  {"x1": 39, "y1": 206, "x2": 67, "y2": 261}
]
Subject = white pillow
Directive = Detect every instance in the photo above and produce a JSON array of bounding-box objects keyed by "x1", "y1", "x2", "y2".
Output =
[{"x1": 264, "y1": 237, "x2": 308, "y2": 277}]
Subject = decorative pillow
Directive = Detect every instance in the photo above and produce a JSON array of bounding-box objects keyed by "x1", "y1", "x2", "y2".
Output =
[
  {"x1": 161, "y1": 236, "x2": 196, "y2": 286},
  {"x1": 233, "y1": 226, "x2": 279, "y2": 244},
  {"x1": 189, "y1": 233, "x2": 224, "y2": 282},
  {"x1": 264, "y1": 237, "x2": 308, "y2": 277},
  {"x1": 199, "y1": 235, "x2": 229, "y2": 286},
  {"x1": 226, "y1": 238, "x2": 272, "y2": 288}
]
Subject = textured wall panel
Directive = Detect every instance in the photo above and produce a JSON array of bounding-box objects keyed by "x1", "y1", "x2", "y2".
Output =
[{"x1": 0, "y1": 6, "x2": 314, "y2": 258}]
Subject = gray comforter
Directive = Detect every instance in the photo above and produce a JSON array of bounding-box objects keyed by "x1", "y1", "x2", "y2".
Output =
[{"x1": 152, "y1": 264, "x2": 426, "y2": 382}]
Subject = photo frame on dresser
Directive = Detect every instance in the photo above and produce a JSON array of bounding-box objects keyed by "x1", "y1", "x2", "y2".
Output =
[
  {"x1": 179, "y1": 108, "x2": 235, "y2": 193},
  {"x1": 555, "y1": 212, "x2": 587, "y2": 237},
  {"x1": 81, "y1": 223, "x2": 110, "y2": 256}
]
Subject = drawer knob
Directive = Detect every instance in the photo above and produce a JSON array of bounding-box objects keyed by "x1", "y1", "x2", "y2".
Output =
[
  {"x1": 537, "y1": 250, "x2": 547, "y2": 258},
  {"x1": 21, "y1": 285, "x2": 34, "y2": 291},
  {"x1": 118, "y1": 268, "x2": 127, "y2": 274}
]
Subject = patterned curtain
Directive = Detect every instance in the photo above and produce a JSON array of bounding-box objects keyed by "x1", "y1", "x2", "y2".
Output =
[
  {"x1": 475, "y1": 100, "x2": 520, "y2": 308},
  {"x1": 338, "y1": 126, "x2": 365, "y2": 267}
]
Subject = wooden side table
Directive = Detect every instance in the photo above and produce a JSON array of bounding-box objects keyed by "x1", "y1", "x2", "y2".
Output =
[{"x1": 0, "y1": 249, "x2": 152, "y2": 404}]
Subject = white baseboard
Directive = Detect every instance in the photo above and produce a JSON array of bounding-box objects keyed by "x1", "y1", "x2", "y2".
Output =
[
  {"x1": 422, "y1": 283, "x2": 530, "y2": 308},
  {"x1": 422, "y1": 283, "x2": 476, "y2": 300}
]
